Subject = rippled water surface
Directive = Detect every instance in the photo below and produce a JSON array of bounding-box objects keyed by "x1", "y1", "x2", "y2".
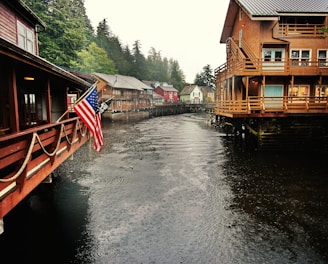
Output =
[{"x1": 1, "y1": 113, "x2": 328, "y2": 263}]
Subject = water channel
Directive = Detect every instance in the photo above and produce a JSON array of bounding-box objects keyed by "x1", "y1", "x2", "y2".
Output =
[{"x1": 1, "y1": 113, "x2": 328, "y2": 263}]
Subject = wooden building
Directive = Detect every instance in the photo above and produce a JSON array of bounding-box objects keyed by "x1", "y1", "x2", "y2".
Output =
[
  {"x1": 0, "y1": 0, "x2": 91, "y2": 232},
  {"x1": 180, "y1": 85, "x2": 204, "y2": 104},
  {"x1": 94, "y1": 73, "x2": 153, "y2": 112},
  {"x1": 153, "y1": 84, "x2": 179, "y2": 103},
  {"x1": 215, "y1": 0, "x2": 328, "y2": 149}
]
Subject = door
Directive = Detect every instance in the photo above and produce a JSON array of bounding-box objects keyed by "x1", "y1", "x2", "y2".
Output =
[{"x1": 264, "y1": 85, "x2": 283, "y2": 108}]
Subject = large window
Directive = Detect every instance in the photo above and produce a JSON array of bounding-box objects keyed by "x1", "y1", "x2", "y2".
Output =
[
  {"x1": 318, "y1": 50, "x2": 328, "y2": 67},
  {"x1": 17, "y1": 21, "x2": 34, "y2": 53},
  {"x1": 291, "y1": 49, "x2": 311, "y2": 66},
  {"x1": 288, "y1": 85, "x2": 310, "y2": 97}
]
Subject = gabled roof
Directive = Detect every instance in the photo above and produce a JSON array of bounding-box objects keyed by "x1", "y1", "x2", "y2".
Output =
[
  {"x1": 238, "y1": 0, "x2": 328, "y2": 16},
  {"x1": 200, "y1": 86, "x2": 215, "y2": 93},
  {"x1": 156, "y1": 86, "x2": 178, "y2": 92},
  {"x1": 180, "y1": 85, "x2": 198, "y2": 95},
  {"x1": 94, "y1": 73, "x2": 152, "y2": 91},
  {"x1": 221, "y1": 0, "x2": 328, "y2": 43}
]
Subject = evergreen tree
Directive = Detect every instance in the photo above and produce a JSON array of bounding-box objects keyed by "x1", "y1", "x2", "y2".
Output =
[
  {"x1": 23, "y1": 0, "x2": 93, "y2": 67},
  {"x1": 121, "y1": 45, "x2": 134, "y2": 76},
  {"x1": 169, "y1": 59, "x2": 185, "y2": 91},
  {"x1": 96, "y1": 19, "x2": 129, "y2": 75},
  {"x1": 147, "y1": 47, "x2": 169, "y2": 82},
  {"x1": 131, "y1": 40, "x2": 149, "y2": 80},
  {"x1": 194, "y1": 64, "x2": 215, "y2": 89}
]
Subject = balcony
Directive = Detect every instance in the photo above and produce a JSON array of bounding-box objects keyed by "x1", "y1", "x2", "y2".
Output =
[
  {"x1": 215, "y1": 96, "x2": 328, "y2": 117},
  {"x1": 274, "y1": 23, "x2": 325, "y2": 38},
  {"x1": 215, "y1": 59, "x2": 328, "y2": 82}
]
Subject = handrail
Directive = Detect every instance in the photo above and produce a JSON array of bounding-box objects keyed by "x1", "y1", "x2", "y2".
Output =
[
  {"x1": 215, "y1": 96, "x2": 328, "y2": 114},
  {"x1": 0, "y1": 118, "x2": 89, "y2": 183},
  {"x1": 274, "y1": 23, "x2": 325, "y2": 38}
]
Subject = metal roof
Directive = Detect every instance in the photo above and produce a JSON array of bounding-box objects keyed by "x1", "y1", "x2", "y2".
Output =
[
  {"x1": 156, "y1": 86, "x2": 178, "y2": 92},
  {"x1": 94, "y1": 73, "x2": 152, "y2": 91},
  {"x1": 237, "y1": 0, "x2": 328, "y2": 16},
  {"x1": 180, "y1": 85, "x2": 198, "y2": 95}
]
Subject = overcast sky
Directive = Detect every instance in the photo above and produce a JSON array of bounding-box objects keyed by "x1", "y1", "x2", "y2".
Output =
[{"x1": 84, "y1": 0, "x2": 230, "y2": 83}]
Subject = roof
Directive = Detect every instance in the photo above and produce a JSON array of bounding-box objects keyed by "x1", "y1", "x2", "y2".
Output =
[
  {"x1": 0, "y1": 37, "x2": 90, "y2": 88},
  {"x1": 156, "y1": 86, "x2": 178, "y2": 92},
  {"x1": 94, "y1": 73, "x2": 152, "y2": 91},
  {"x1": 180, "y1": 85, "x2": 198, "y2": 95},
  {"x1": 237, "y1": 0, "x2": 328, "y2": 16},
  {"x1": 221, "y1": 0, "x2": 328, "y2": 42},
  {"x1": 5, "y1": 0, "x2": 47, "y2": 29},
  {"x1": 200, "y1": 86, "x2": 215, "y2": 93},
  {"x1": 153, "y1": 92, "x2": 164, "y2": 99}
]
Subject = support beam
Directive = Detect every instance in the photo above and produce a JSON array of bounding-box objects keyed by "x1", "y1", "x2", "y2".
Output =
[{"x1": 0, "y1": 218, "x2": 3, "y2": 234}]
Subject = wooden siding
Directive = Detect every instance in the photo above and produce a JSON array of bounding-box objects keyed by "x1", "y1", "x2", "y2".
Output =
[{"x1": 0, "y1": 2, "x2": 16, "y2": 44}]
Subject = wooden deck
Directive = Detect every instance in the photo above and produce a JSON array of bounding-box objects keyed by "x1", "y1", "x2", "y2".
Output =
[
  {"x1": 0, "y1": 118, "x2": 89, "y2": 221},
  {"x1": 215, "y1": 96, "x2": 328, "y2": 117}
]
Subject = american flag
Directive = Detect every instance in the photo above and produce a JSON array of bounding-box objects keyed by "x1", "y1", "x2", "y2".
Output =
[{"x1": 74, "y1": 85, "x2": 103, "y2": 152}]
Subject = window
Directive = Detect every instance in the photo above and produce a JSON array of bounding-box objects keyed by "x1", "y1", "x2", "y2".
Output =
[
  {"x1": 315, "y1": 86, "x2": 328, "y2": 97},
  {"x1": 288, "y1": 85, "x2": 310, "y2": 97},
  {"x1": 17, "y1": 21, "x2": 34, "y2": 53},
  {"x1": 291, "y1": 49, "x2": 311, "y2": 66},
  {"x1": 262, "y1": 49, "x2": 284, "y2": 62},
  {"x1": 318, "y1": 50, "x2": 328, "y2": 67},
  {"x1": 24, "y1": 93, "x2": 37, "y2": 126},
  {"x1": 67, "y1": 93, "x2": 77, "y2": 112}
]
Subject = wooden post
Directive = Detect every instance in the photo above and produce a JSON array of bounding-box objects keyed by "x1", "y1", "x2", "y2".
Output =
[
  {"x1": 9, "y1": 67, "x2": 20, "y2": 132},
  {"x1": 46, "y1": 78, "x2": 52, "y2": 123}
]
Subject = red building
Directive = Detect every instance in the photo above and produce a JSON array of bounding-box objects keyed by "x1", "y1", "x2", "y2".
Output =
[{"x1": 154, "y1": 84, "x2": 179, "y2": 103}]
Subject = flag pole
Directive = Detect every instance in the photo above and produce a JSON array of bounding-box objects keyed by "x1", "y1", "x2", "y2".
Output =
[{"x1": 56, "y1": 81, "x2": 99, "y2": 122}]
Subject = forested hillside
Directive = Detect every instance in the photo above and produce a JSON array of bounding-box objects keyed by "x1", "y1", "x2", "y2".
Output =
[{"x1": 23, "y1": 0, "x2": 186, "y2": 91}]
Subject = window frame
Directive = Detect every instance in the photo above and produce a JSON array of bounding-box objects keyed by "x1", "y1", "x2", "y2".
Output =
[
  {"x1": 318, "y1": 50, "x2": 328, "y2": 67},
  {"x1": 290, "y1": 49, "x2": 311, "y2": 66},
  {"x1": 17, "y1": 21, "x2": 35, "y2": 54}
]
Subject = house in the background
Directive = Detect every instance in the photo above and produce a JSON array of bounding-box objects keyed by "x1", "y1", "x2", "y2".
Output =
[
  {"x1": 180, "y1": 85, "x2": 203, "y2": 104},
  {"x1": 214, "y1": 0, "x2": 328, "y2": 148},
  {"x1": 94, "y1": 73, "x2": 153, "y2": 112},
  {"x1": 153, "y1": 83, "x2": 179, "y2": 103},
  {"x1": 200, "y1": 86, "x2": 215, "y2": 103}
]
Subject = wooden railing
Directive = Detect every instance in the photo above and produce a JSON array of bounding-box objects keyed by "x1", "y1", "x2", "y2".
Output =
[
  {"x1": 215, "y1": 58, "x2": 328, "y2": 79},
  {"x1": 215, "y1": 96, "x2": 328, "y2": 115},
  {"x1": 0, "y1": 118, "x2": 89, "y2": 219},
  {"x1": 274, "y1": 23, "x2": 325, "y2": 38}
]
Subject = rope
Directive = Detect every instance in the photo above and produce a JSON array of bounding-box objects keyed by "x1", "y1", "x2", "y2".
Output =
[
  {"x1": 0, "y1": 133, "x2": 37, "y2": 183},
  {"x1": 35, "y1": 124, "x2": 63, "y2": 157},
  {"x1": 62, "y1": 122, "x2": 77, "y2": 145},
  {"x1": 0, "y1": 120, "x2": 88, "y2": 183}
]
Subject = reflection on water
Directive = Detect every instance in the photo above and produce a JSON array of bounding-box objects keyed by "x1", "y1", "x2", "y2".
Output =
[{"x1": 0, "y1": 113, "x2": 327, "y2": 263}]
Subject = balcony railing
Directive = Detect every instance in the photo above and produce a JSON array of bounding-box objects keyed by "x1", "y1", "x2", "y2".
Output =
[
  {"x1": 274, "y1": 24, "x2": 325, "y2": 38},
  {"x1": 0, "y1": 117, "x2": 89, "y2": 219},
  {"x1": 215, "y1": 59, "x2": 328, "y2": 81},
  {"x1": 215, "y1": 96, "x2": 328, "y2": 115}
]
